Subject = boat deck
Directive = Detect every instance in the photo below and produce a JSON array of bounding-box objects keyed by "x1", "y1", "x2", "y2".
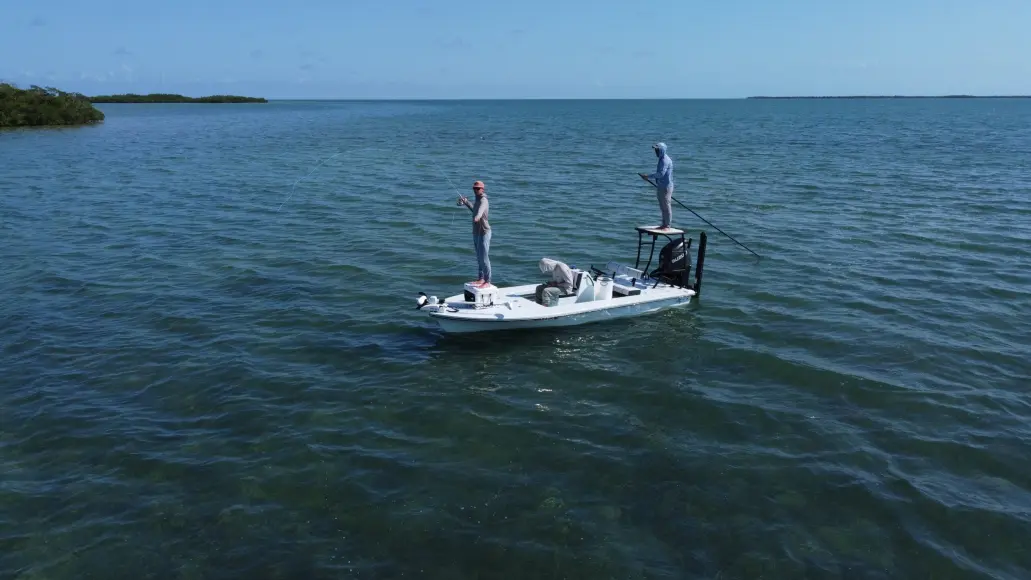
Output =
[{"x1": 431, "y1": 270, "x2": 694, "y2": 323}]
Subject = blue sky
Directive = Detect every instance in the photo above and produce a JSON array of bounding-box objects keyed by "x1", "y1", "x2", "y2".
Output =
[{"x1": 3, "y1": 0, "x2": 1029, "y2": 98}]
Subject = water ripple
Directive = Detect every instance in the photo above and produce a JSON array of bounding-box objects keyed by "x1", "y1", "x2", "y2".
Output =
[{"x1": 2, "y1": 99, "x2": 1031, "y2": 578}]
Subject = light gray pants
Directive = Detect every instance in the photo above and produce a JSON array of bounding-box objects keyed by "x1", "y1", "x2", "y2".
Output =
[{"x1": 656, "y1": 185, "x2": 673, "y2": 227}]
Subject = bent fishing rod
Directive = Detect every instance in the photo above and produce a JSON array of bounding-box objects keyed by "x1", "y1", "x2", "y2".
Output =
[{"x1": 638, "y1": 174, "x2": 762, "y2": 259}]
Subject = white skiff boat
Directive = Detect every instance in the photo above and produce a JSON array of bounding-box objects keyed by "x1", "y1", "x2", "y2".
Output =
[{"x1": 415, "y1": 226, "x2": 708, "y2": 333}]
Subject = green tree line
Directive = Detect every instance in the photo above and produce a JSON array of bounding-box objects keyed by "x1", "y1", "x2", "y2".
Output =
[
  {"x1": 89, "y1": 93, "x2": 268, "y2": 103},
  {"x1": 0, "y1": 83, "x2": 105, "y2": 128}
]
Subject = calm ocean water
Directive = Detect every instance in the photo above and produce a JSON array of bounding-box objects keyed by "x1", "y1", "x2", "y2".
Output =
[{"x1": 2, "y1": 98, "x2": 1030, "y2": 579}]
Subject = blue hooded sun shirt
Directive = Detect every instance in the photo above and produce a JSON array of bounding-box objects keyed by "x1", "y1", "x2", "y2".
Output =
[{"x1": 648, "y1": 142, "x2": 674, "y2": 189}]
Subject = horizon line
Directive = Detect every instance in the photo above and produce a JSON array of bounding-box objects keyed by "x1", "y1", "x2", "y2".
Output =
[
  {"x1": 244, "y1": 94, "x2": 1031, "y2": 101},
  {"x1": 8, "y1": 83, "x2": 1030, "y2": 101}
]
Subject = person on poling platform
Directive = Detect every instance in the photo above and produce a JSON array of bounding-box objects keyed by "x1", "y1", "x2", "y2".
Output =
[
  {"x1": 457, "y1": 180, "x2": 492, "y2": 288},
  {"x1": 638, "y1": 142, "x2": 675, "y2": 230}
]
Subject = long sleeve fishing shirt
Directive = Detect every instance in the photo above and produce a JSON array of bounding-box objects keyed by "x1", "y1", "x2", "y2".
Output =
[
  {"x1": 463, "y1": 195, "x2": 490, "y2": 235},
  {"x1": 648, "y1": 143, "x2": 674, "y2": 189}
]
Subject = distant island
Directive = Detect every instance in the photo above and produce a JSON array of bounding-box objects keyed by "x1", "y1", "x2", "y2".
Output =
[
  {"x1": 747, "y1": 95, "x2": 1031, "y2": 99},
  {"x1": 89, "y1": 93, "x2": 268, "y2": 103},
  {"x1": 0, "y1": 83, "x2": 105, "y2": 128}
]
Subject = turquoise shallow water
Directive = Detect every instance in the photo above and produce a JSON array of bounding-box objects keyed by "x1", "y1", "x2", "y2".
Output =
[{"x1": 2, "y1": 99, "x2": 1030, "y2": 579}]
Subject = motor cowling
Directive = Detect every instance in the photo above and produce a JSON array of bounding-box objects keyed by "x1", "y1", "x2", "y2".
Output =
[{"x1": 657, "y1": 238, "x2": 690, "y2": 274}]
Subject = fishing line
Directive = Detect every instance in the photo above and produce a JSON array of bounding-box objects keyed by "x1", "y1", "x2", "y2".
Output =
[
  {"x1": 639, "y1": 174, "x2": 762, "y2": 259},
  {"x1": 428, "y1": 156, "x2": 513, "y2": 228},
  {"x1": 409, "y1": 156, "x2": 466, "y2": 225},
  {"x1": 276, "y1": 146, "x2": 378, "y2": 212},
  {"x1": 276, "y1": 146, "x2": 473, "y2": 233},
  {"x1": 432, "y1": 162, "x2": 464, "y2": 199},
  {"x1": 399, "y1": 153, "x2": 469, "y2": 228}
]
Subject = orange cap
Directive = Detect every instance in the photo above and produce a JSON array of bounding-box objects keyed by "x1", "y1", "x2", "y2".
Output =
[{"x1": 472, "y1": 180, "x2": 485, "y2": 190}]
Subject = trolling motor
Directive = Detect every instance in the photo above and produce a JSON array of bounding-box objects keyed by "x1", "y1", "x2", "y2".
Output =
[{"x1": 415, "y1": 292, "x2": 440, "y2": 310}]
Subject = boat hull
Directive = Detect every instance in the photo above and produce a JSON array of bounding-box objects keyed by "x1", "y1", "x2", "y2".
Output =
[
  {"x1": 429, "y1": 293, "x2": 692, "y2": 333},
  {"x1": 418, "y1": 252, "x2": 704, "y2": 334}
]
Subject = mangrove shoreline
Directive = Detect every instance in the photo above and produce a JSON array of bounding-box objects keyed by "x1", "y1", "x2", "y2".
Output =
[
  {"x1": 0, "y1": 83, "x2": 105, "y2": 128},
  {"x1": 89, "y1": 93, "x2": 268, "y2": 103}
]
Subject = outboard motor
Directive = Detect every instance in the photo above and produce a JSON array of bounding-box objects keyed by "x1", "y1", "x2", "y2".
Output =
[
  {"x1": 654, "y1": 237, "x2": 692, "y2": 287},
  {"x1": 658, "y1": 238, "x2": 689, "y2": 274}
]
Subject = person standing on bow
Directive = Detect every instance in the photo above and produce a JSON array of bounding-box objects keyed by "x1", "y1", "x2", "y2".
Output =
[
  {"x1": 458, "y1": 180, "x2": 492, "y2": 287},
  {"x1": 639, "y1": 142, "x2": 675, "y2": 230}
]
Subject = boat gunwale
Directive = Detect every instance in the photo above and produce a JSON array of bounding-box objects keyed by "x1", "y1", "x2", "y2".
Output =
[{"x1": 427, "y1": 287, "x2": 694, "y2": 323}]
